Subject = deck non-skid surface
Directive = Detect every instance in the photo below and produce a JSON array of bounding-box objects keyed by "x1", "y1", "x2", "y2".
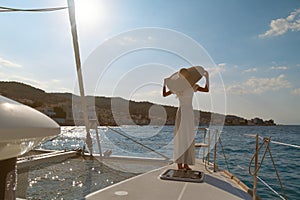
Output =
[{"x1": 86, "y1": 160, "x2": 252, "y2": 200}]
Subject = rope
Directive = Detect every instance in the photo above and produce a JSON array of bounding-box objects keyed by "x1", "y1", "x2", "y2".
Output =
[
  {"x1": 249, "y1": 137, "x2": 270, "y2": 176},
  {"x1": 248, "y1": 137, "x2": 287, "y2": 200},
  {"x1": 0, "y1": 6, "x2": 67, "y2": 12},
  {"x1": 107, "y1": 126, "x2": 170, "y2": 160}
]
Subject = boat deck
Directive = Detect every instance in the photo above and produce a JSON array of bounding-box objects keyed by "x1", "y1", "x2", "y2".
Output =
[{"x1": 86, "y1": 159, "x2": 253, "y2": 200}]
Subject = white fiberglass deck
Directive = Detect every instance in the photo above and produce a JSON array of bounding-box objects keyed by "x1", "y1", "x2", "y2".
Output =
[{"x1": 86, "y1": 159, "x2": 253, "y2": 200}]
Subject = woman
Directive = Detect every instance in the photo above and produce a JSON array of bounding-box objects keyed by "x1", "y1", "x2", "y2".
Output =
[{"x1": 163, "y1": 66, "x2": 209, "y2": 170}]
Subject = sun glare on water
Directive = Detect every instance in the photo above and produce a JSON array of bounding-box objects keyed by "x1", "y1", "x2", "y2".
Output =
[{"x1": 74, "y1": 0, "x2": 107, "y2": 27}]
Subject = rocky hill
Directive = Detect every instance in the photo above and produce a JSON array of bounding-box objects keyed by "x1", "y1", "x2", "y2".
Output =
[
  {"x1": 0, "y1": 81, "x2": 69, "y2": 107},
  {"x1": 0, "y1": 81, "x2": 275, "y2": 126}
]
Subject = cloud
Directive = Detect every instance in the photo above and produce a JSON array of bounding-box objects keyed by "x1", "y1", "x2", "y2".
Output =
[
  {"x1": 51, "y1": 79, "x2": 61, "y2": 83},
  {"x1": 227, "y1": 74, "x2": 292, "y2": 94},
  {"x1": 259, "y1": 8, "x2": 300, "y2": 38},
  {"x1": 226, "y1": 85, "x2": 248, "y2": 95},
  {"x1": 291, "y1": 88, "x2": 300, "y2": 96},
  {"x1": 217, "y1": 63, "x2": 227, "y2": 67},
  {"x1": 270, "y1": 66, "x2": 288, "y2": 70},
  {"x1": 207, "y1": 67, "x2": 225, "y2": 77},
  {"x1": 243, "y1": 68, "x2": 258, "y2": 73},
  {"x1": 131, "y1": 90, "x2": 161, "y2": 100},
  {"x1": 0, "y1": 57, "x2": 22, "y2": 68},
  {"x1": 9, "y1": 75, "x2": 45, "y2": 88},
  {"x1": 205, "y1": 63, "x2": 227, "y2": 76}
]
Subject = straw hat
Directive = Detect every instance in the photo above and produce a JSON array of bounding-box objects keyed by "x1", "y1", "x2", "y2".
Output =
[
  {"x1": 165, "y1": 66, "x2": 205, "y2": 93},
  {"x1": 179, "y1": 66, "x2": 205, "y2": 86}
]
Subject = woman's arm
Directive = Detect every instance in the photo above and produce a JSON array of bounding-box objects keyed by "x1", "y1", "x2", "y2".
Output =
[
  {"x1": 162, "y1": 79, "x2": 172, "y2": 97},
  {"x1": 196, "y1": 71, "x2": 209, "y2": 93}
]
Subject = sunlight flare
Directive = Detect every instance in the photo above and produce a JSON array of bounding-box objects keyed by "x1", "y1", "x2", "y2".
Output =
[{"x1": 74, "y1": 0, "x2": 106, "y2": 27}]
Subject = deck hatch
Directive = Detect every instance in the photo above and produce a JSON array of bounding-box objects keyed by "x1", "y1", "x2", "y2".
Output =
[{"x1": 160, "y1": 169, "x2": 204, "y2": 183}]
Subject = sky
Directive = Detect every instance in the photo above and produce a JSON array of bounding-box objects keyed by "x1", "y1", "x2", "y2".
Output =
[{"x1": 0, "y1": 0, "x2": 300, "y2": 124}]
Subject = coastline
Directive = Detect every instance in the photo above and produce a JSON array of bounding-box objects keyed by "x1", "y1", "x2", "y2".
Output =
[{"x1": 0, "y1": 81, "x2": 276, "y2": 127}]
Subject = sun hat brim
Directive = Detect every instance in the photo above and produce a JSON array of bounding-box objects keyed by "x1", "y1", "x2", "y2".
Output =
[{"x1": 165, "y1": 66, "x2": 205, "y2": 93}]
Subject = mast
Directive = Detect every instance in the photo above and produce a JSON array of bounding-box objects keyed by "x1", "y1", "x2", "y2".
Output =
[{"x1": 67, "y1": 0, "x2": 93, "y2": 154}]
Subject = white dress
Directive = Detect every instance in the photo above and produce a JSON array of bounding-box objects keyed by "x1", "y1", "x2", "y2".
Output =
[
  {"x1": 173, "y1": 87, "x2": 196, "y2": 165},
  {"x1": 165, "y1": 71, "x2": 199, "y2": 165}
]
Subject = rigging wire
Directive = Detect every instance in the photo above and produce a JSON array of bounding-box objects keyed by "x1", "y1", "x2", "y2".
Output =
[
  {"x1": 257, "y1": 176, "x2": 286, "y2": 200},
  {"x1": 106, "y1": 126, "x2": 170, "y2": 160},
  {"x1": 0, "y1": 6, "x2": 67, "y2": 12},
  {"x1": 218, "y1": 136, "x2": 230, "y2": 172}
]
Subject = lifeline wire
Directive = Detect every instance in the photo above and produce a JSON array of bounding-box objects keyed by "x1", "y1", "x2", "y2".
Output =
[
  {"x1": 257, "y1": 176, "x2": 286, "y2": 200},
  {"x1": 258, "y1": 135, "x2": 300, "y2": 149},
  {"x1": 248, "y1": 137, "x2": 287, "y2": 200}
]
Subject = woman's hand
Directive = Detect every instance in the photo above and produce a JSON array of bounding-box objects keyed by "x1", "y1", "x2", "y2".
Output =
[
  {"x1": 162, "y1": 78, "x2": 172, "y2": 97},
  {"x1": 196, "y1": 71, "x2": 209, "y2": 92}
]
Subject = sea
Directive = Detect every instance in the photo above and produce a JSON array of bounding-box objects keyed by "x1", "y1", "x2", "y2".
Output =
[{"x1": 38, "y1": 125, "x2": 300, "y2": 200}]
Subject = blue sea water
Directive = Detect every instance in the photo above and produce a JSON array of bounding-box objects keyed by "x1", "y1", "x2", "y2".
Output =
[{"x1": 40, "y1": 125, "x2": 300, "y2": 200}]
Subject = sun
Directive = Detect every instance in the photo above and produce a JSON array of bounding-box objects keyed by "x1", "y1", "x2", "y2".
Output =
[{"x1": 74, "y1": 0, "x2": 106, "y2": 27}]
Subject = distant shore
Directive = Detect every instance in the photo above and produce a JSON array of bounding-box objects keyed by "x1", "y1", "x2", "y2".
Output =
[{"x1": 0, "y1": 81, "x2": 276, "y2": 127}]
